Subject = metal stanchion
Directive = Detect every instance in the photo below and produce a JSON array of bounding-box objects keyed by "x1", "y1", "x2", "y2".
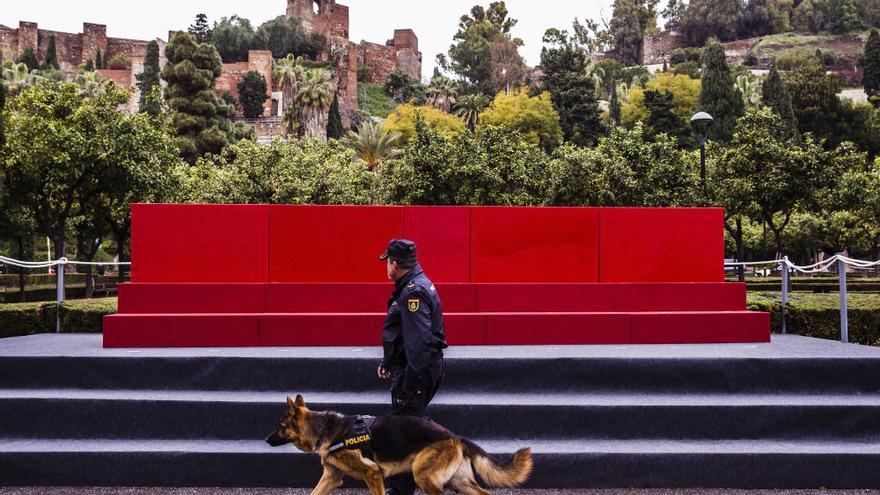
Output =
[
  {"x1": 781, "y1": 257, "x2": 789, "y2": 335},
  {"x1": 837, "y1": 254, "x2": 848, "y2": 344},
  {"x1": 56, "y1": 259, "x2": 65, "y2": 333}
]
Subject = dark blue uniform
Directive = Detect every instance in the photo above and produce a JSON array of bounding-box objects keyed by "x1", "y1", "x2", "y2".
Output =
[{"x1": 381, "y1": 264, "x2": 447, "y2": 416}]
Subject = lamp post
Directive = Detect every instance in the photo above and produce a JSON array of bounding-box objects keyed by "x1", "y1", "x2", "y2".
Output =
[{"x1": 690, "y1": 111, "x2": 714, "y2": 197}]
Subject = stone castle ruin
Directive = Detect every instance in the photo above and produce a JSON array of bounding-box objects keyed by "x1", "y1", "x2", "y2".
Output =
[{"x1": 0, "y1": 0, "x2": 422, "y2": 122}]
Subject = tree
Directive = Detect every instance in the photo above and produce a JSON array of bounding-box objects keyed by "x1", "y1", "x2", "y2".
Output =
[
  {"x1": 74, "y1": 71, "x2": 107, "y2": 97},
  {"x1": 189, "y1": 13, "x2": 212, "y2": 43},
  {"x1": 18, "y1": 47, "x2": 39, "y2": 71},
  {"x1": 621, "y1": 72, "x2": 701, "y2": 133},
  {"x1": 441, "y1": 2, "x2": 519, "y2": 94},
  {"x1": 784, "y1": 61, "x2": 842, "y2": 142},
  {"x1": 137, "y1": 40, "x2": 162, "y2": 116},
  {"x1": 792, "y1": 0, "x2": 829, "y2": 32},
  {"x1": 384, "y1": 69, "x2": 426, "y2": 104},
  {"x1": 679, "y1": 0, "x2": 742, "y2": 45},
  {"x1": 274, "y1": 54, "x2": 306, "y2": 115},
  {"x1": 44, "y1": 35, "x2": 59, "y2": 70},
  {"x1": 610, "y1": 84, "x2": 622, "y2": 124},
  {"x1": 238, "y1": 70, "x2": 269, "y2": 118},
  {"x1": 761, "y1": 62, "x2": 799, "y2": 140},
  {"x1": 830, "y1": 0, "x2": 862, "y2": 33},
  {"x1": 609, "y1": 0, "x2": 645, "y2": 66},
  {"x1": 453, "y1": 93, "x2": 491, "y2": 131},
  {"x1": 541, "y1": 27, "x2": 603, "y2": 146},
  {"x1": 384, "y1": 104, "x2": 466, "y2": 143},
  {"x1": 700, "y1": 42, "x2": 744, "y2": 143},
  {"x1": 212, "y1": 15, "x2": 256, "y2": 63},
  {"x1": 0, "y1": 81, "x2": 5, "y2": 146},
  {"x1": 644, "y1": 89, "x2": 689, "y2": 142},
  {"x1": 327, "y1": 94, "x2": 345, "y2": 139},
  {"x1": 2, "y1": 83, "x2": 181, "y2": 293},
  {"x1": 478, "y1": 88, "x2": 563, "y2": 151},
  {"x1": 254, "y1": 16, "x2": 325, "y2": 60},
  {"x1": 490, "y1": 36, "x2": 526, "y2": 93},
  {"x1": 84, "y1": 59, "x2": 94, "y2": 72},
  {"x1": 864, "y1": 29, "x2": 880, "y2": 107},
  {"x1": 426, "y1": 75, "x2": 458, "y2": 112},
  {"x1": 161, "y1": 32, "x2": 236, "y2": 163},
  {"x1": 343, "y1": 120, "x2": 402, "y2": 170},
  {"x1": 295, "y1": 68, "x2": 333, "y2": 141}
]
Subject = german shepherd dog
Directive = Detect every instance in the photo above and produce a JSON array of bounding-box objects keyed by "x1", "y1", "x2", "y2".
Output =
[{"x1": 265, "y1": 395, "x2": 532, "y2": 495}]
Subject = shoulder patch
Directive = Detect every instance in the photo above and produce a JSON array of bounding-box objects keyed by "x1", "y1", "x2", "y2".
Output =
[{"x1": 407, "y1": 298, "x2": 420, "y2": 312}]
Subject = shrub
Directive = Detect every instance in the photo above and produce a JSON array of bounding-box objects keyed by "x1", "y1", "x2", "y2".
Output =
[
  {"x1": 0, "y1": 298, "x2": 117, "y2": 338},
  {"x1": 747, "y1": 292, "x2": 880, "y2": 346},
  {"x1": 384, "y1": 103, "x2": 465, "y2": 143},
  {"x1": 108, "y1": 55, "x2": 131, "y2": 70}
]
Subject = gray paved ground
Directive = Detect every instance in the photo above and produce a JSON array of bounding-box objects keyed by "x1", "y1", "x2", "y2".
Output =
[
  {"x1": 2, "y1": 489, "x2": 880, "y2": 495},
  {"x1": 3, "y1": 333, "x2": 880, "y2": 359}
]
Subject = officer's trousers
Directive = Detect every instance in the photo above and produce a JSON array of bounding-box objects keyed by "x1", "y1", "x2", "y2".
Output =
[{"x1": 386, "y1": 358, "x2": 445, "y2": 495}]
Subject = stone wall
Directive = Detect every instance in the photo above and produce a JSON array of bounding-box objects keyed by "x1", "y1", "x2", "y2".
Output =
[
  {"x1": 642, "y1": 29, "x2": 687, "y2": 65},
  {"x1": 216, "y1": 51, "x2": 275, "y2": 117}
]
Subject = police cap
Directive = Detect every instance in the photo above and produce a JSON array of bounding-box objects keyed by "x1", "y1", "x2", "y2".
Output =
[{"x1": 379, "y1": 239, "x2": 417, "y2": 262}]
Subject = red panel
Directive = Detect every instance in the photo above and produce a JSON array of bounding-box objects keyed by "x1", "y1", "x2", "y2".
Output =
[
  {"x1": 269, "y1": 206, "x2": 404, "y2": 282},
  {"x1": 612, "y1": 283, "x2": 746, "y2": 312},
  {"x1": 267, "y1": 284, "x2": 390, "y2": 312},
  {"x1": 117, "y1": 283, "x2": 266, "y2": 314},
  {"x1": 131, "y1": 204, "x2": 269, "y2": 283},
  {"x1": 102, "y1": 314, "x2": 260, "y2": 347},
  {"x1": 436, "y1": 284, "x2": 479, "y2": 312},
  {"x1": 630, "y1": 311, "x2": 770, "y2": 344},
  {"x1": 599, "y1": 208, "x2": 725, "y2": 283},
  {"x1": 405, "y1": 207, "x2": 470, "y2": 283},
  {"x1": 260, "y1": 314, "x2": 382, "y2": 346},
  {"x1": 477, "y1": 284, "x2": 613, "y2": 312},
  {"x1": 444, "y1": 314, "x2": 487, "y2": 345},
  {"x1": 486, "y1": 313, "x2": 630, "y2": 345},
  {"x1": 470, "y1": 207, "x2": 600, "y2": 283}
]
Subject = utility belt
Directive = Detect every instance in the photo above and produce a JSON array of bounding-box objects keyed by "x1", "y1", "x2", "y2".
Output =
[{"x1": 328, "y1": 415, "x2": 376, "y2": 459}]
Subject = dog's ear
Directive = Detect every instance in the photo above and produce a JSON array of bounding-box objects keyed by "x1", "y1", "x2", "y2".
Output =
[
  {"x1": 294, "y1": 394, "x2": 306, "y2": 408},
  {"x1": 287, "y1": 396, "x2": 296, "y2": 410}
]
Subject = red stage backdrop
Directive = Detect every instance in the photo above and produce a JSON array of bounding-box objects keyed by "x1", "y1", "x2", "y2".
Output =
[{"x1": 105, "y1": 204, "x2": 768, "y2": 347}]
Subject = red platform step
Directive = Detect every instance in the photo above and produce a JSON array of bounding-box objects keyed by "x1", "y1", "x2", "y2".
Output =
[
  {"x1": 115, "y1": 283, "x2": 747, "y2": 314},
  {"x1": 103, "y1": 311, "x2": 769, "y2": 348}
]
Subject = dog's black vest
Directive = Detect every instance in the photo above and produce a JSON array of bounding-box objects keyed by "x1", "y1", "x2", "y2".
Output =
[{"x1": 328, "y1": 415, "x2": 376, "y2": 459}]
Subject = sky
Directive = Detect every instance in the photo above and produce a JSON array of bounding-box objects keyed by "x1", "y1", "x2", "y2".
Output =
[{"x1": 1, "y1": 0, "x2": 614, "y2": 80}]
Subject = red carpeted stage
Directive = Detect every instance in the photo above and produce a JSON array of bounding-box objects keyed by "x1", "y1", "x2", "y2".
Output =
[{"x1": 102, "y1": 205, "x2": 769, "y2": 347}]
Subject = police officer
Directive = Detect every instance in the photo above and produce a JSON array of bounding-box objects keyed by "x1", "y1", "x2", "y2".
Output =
[{"x1": 376, "y1": 239, "x2": 448, "y2": 495}]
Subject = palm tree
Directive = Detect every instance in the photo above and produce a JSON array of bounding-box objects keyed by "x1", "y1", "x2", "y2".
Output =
[
  {"x1": 736, "y1": 74, "x2": 762, "y2": 108},
  {"x1": 426, "y1": 76, "x2": 458, "y2": 113},
  {"x1": 343, "y1": 120, "x2": 402, "y2": 170},
  {"x1": 453, "y1": 94, "x2": 490, "y2": 132},
  {"x1": 295, "y1": 68, "x2": 333, "y2": 141},
  {"x1": 274, "y1": 54, "x2": 306, "y2": 114},
  {"x1": 1, "y1": 62, "x2": 44, "y2": 95},
  {"x1": 74, "y1": 71, "x2": 106, "y2": 97},
  {"x1": 584, "y1": 62, "x2": 606, "y2": 96}
]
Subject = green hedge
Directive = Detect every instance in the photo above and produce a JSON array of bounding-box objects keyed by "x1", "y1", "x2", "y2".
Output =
[
  {"x1": 0, "y1": 298, "x2": 117, "y2": 338},
  {"x1": 748, "y1": 292, "x2": 880, "y2": 345}
]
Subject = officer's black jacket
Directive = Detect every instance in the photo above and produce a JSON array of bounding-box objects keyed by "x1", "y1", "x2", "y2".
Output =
[{"x1": 381, "y1": 264, "x2": 448, "y2": 378}]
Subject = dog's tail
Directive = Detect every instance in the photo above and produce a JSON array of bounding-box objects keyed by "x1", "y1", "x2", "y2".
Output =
[{"x1": 459, "y1": 437, "x2": 532, "y2": 488}]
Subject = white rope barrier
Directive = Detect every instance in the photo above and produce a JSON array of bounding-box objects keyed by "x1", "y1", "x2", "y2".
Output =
[
  {"x1": 725, "y1": 255, "x2": 880, "y2": 274},
  {"x1": 0, "y1": 255, "x2": 131, "y2": 269}
]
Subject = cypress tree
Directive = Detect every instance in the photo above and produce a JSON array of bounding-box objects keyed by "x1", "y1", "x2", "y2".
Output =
[
  {"x1": 864, "y1": 29, "x2": 880, "y2": 107},
  {"x1": 95, "y1": 50, "x2": 103, "y2": 70},
  {"x1": 237, "y1": 70, "x2": 269, "y2": 118},
  {"x1": 609, "y1": 84, "x2": 622, "y2": 124},
  {"x1": 84, "y1": 59, "x2": 94, "y2": 72},
  {"x1": 0, "y1": 82, "x2": 6, "y2": 147},
  {"x1": 644, "y1": 89, "x2": 689, "y2": 142},
  {"x1": 762, "y1": 62, "x2": 799, "y2": 141},
  {"x1": 136, "y1": 40, "x2": 162, "y2": 116},
  {"x1": 699, "y1": 41, "x2": 744, "y2": 142},
  {"x1": 18, "y1": 46, "x2": 39, "y2": 71},
  {"x1": 44, "y1": 35, "x2": 59, "y2": 70},
  {"x1": 327, "y1": 94, "x2": 345, "y2": 139},
  {"x1": 161, "y1": 31, "x2": 236, "y2": 164}
]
